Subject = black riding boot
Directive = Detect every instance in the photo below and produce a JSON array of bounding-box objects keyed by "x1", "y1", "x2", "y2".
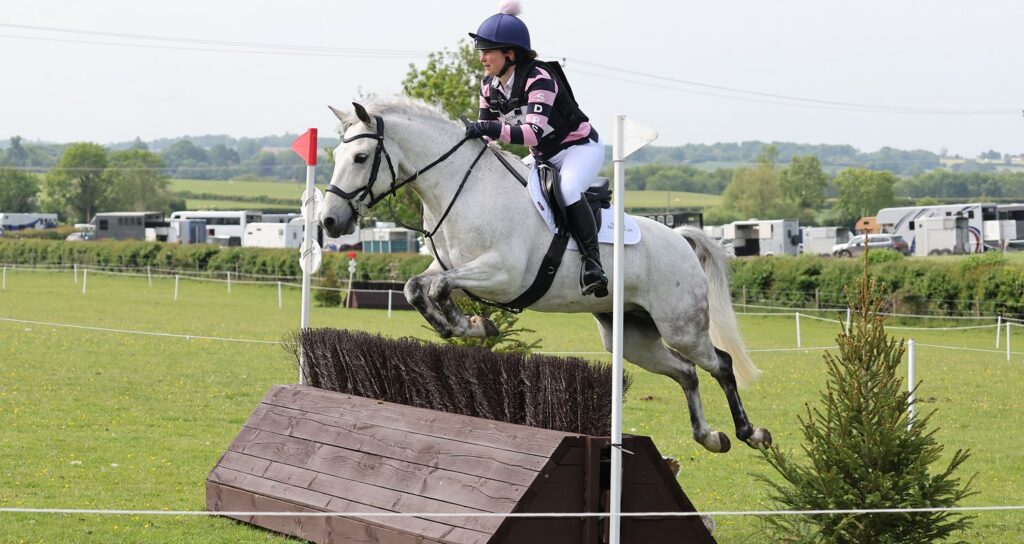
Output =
[{"x1": 565, "y1": 199, "x2": 609, "y2": 298}]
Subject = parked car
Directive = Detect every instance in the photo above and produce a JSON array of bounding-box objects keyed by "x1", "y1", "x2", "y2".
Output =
[{"x1": 832, "y1": 234, "x2": 910, "y2": 257}]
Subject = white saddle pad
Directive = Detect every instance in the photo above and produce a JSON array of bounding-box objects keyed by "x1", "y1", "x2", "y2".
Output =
[{"x1": 528, "y1": 174, "x2": 642, "y2": 250}]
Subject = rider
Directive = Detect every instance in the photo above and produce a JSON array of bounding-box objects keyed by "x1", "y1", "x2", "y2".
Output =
[{"x1": 464, "y1": 1, "x2": 608, "y2": 298}]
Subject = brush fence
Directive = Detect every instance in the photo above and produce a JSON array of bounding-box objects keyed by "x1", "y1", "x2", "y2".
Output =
[{"x1": 207, "y1": 384, "x2": 716, "y2": 543}]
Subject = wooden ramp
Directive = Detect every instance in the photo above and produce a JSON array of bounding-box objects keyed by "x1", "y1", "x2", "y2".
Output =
[{"x1": 207, "y1": 384, "x2": 716, "y2": 543}]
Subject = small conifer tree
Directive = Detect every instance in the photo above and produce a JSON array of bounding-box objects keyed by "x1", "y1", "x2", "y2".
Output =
[
  {"x1": 314, "y1": 263, "x2": 342, "y2": 307},
  {"x1": 759, "y1": 258, "x2": 975, "y2": 543}
]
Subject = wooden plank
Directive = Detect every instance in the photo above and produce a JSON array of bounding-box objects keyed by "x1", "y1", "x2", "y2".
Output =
[
  {"x1": 208, "y1": 480, "x2": 458, "y2": 544},
  {"x1": 582, "y1": 436, "x2": 604, "y2": 543},
  {"x1": 264, "y1": 385, "x2": 577, "y2": 456},
  {"x1": 229, "y1": 428, "x2": 525, "y2": 513},
  {"x1": 218, "y1": 450, "x2": 503, "y2": 534},
  {"x1": 246, "y1": 403, "x2": 546, "y2": 485},
  {"x1": 492, "y1": 518, "x2": 583, "y2": 542},
  {"x1": 209, "y1": 466, "x2": 490, "y2": 544},
  {"x1": 622, "y1": 519, "x2": 717, "y2": 544}
]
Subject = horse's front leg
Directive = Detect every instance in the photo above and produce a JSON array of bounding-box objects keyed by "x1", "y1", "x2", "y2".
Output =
[
  {"x1": 404, "y1": 264, "x2": 456, "y2": 338},
  {"x1": 420, "y1": 255, "x2": 512, "y2": 339},
  {"x1": 428, "y1": 272, "x2": 499, "y2": 338}
]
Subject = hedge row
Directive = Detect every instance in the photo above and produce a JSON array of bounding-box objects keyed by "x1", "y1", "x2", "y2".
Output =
[
  {"x1": 730, "y1": 250, "x2": 1024, "y2": 318},
  {"x1": 3, "y1": 239, "x2": 1022, "y2": 318},
  {"x1": 0, "y1": 239, "x2": 433, "y2": 281}
]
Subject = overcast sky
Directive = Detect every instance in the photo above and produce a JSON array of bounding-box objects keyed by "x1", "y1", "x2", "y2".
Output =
[{"x1": 2, "y1": 0, "x2": 1021, "y2": 156}]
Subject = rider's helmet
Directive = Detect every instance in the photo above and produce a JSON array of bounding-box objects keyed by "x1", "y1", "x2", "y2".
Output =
[{"x1": 469, "y1": 1, "x2": 530, "y2": 52}]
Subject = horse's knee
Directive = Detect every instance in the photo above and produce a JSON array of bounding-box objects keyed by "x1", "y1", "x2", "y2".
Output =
[{"x1": 405, "y1": 276, "x2": 432, "y2": 307}]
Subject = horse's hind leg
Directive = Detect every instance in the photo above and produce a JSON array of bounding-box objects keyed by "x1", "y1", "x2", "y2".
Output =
[
  {"x1": 594, "y1": 313, "x2": 731, "y2": 453},
  {"x1": 656, "y1": 313, "x2": 771, "y2": 449}
]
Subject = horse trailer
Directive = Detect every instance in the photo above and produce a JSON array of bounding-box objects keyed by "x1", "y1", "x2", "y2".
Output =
[
  {"x1": 0, "y1": 213, "x2": 58, "y2": 231},
  {"x1": 724, "y1": 219, "x2": 800, "y2": 257},
  {"x1": 801, "y1": 226, "x2": 852, "y2": 256},
  {"x1": 875, "y1": 203, "x2": 997, "y2": 254},
  {"x1": 913, "y1": 215, "x2": 970, "y2": 256}
]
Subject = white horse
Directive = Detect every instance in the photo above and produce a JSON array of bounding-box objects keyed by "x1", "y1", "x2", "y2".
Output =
[{"x1": 319, "y1": 97, "x2": 771, "y2": 452}]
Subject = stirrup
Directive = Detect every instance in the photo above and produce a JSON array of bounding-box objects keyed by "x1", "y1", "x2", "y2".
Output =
[{"x1": 580, "y1": 260, "x2": 608, "y2": 298}]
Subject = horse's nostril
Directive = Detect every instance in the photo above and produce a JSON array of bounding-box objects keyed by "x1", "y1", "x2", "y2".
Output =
[{"x1": 323, "y1": 217, "x2": 335, "y2": 228}]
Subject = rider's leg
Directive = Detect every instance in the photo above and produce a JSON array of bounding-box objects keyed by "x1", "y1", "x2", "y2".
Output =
[{"x1": 551, "y1": 140, "x2": 608, "y2": 297}]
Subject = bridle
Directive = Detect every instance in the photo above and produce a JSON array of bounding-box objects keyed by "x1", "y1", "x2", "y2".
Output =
[{"x1": 325, "y1": 114, "x2": 475, "y2": 222}]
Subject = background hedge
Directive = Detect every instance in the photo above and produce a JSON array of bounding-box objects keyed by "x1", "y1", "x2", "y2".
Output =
[{"x1": 2, "y1": 240, "x2": 1021, "y2": 318}]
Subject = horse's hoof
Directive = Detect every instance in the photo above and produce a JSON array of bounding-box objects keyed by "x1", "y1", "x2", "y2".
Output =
[
  {"x1": 701, "y1": 431, "x2": 731, "y2": 453},
  {"x1": 469, "y1": 315, "x2": 499, "y2": 337},
  {"x1": 744, "y1": 427, "x2": 772, "y2": 449}
]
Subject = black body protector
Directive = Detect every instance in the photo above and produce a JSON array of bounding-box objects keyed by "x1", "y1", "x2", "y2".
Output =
[
  {"x1": 483, "y1": 59, "x2": 590, "y2": 157},
  {"x1": 485, "y1": 60, "x2": 609, "y2": 298}
]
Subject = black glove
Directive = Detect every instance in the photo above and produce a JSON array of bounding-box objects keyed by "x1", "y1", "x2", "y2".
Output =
[{"x1": 465, "y1": 121, "x2": 488, "y2": 139}]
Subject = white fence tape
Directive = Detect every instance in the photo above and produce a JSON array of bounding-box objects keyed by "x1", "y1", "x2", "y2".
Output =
[{"x1": 1, "y1": 505, "x2": 1022, "y2": 518}]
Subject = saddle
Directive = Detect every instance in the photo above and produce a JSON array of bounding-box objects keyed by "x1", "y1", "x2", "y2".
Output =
[{"x1": 536, "y1": 160, "x2": 612, "y2": 230}]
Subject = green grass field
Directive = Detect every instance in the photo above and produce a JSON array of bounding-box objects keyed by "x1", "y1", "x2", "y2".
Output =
[
  {"x1": 170, "y1": 178, "x2": 721, "y2": 212},
  {"x1": 1, "y1": 270, "x2": 1021, "y2": 542}
]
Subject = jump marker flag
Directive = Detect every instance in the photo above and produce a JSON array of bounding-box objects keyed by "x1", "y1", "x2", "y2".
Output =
[
  {"x1": 292, "y1": 128, "x2": 321, "y2": 385},
  {"x1": 611, "y1": 115, "x2": 658, "y2": 544}
]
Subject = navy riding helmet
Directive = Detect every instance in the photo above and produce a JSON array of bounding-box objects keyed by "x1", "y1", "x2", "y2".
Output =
[{"x1": 469, "y1": 10, "x2": 530, "y2": 51}]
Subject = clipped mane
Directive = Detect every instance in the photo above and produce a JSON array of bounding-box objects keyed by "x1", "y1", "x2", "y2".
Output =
[
  {"x1": 344, "y1": 95, "x2": 525, "y2": 165},
  {"x1": 360, "y1": 95, "x2": 457, "y2": 127}
]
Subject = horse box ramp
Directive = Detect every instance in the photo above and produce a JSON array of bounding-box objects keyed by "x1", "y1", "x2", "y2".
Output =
[{"x1": 207, "y1": 384, "x2": 716, "y2": 543}]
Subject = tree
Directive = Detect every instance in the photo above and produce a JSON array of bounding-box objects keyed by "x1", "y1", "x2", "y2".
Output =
[
  {"x1": 759, "y1": 262, "x2": 975, "y2": 543},
  {"x1": 106, "y1": 149, "x2": 174, "y2": 212},
  {"x1": 723, "y1": 145, "x2": 785, "y2": 219},
  {"x1": 780, "y1": 155, "x2": 828, "y2": 210},
  {"x1": 129, "y1": 137, "x2": 149, "y2": 151},
  {"x1": 834, "y1": 168, "x2": 898, "y2": 225},
  {"x1": 402, "y1": 40, "x2": 479, "y2": 122},
  {"x1": 40, "y1": 143, "x2": 109, "y2": 223},
  {"x1": 2, "y1": 136, "x2": 30, "y2": 167},
  {"x1": 315, "y1": 263, "x2": 342, "y2": 307},
  {"x1": 0, "y1": 168, "x2": 40, "y2": 212}
]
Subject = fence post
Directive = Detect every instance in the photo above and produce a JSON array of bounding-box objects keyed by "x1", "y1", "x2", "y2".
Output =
[
  {"x1": 996, "y1": 315, "x2": 1002, "y2": 348},
  {"x1": 907, "y1": 339, "x2": 916, "y2": 430},
  {"x1": 227, "y1": 271, "x2": 232, "y2": 294},
  {"x1": 387, "y1": 289, "x2": 393, "y2": 319},
  {"x1": 1008, "y1": 322, "x2": 1012, "y2": 362},
  {"x1": 278, "y1": 281, "x2": 283, "y2": 309},
  {"x1": 742, "y1": 286, "x2": 747, "y2": 313},
  {"x1": 174, "y1": 275, "x2": 179, "y2": 301},
  {"x1": 845, "y1": 307, "x2": 851, "y2": 333},
  {"x1": 795, "y1": 312, "x2": 802, "y2": 348},
  {"x1": 2, "y1": 266, "x2": 6, "y2": 290},
  {"x1": 814, "y1": 288, "x2": 819, "y2": 310},
  {"x1": 81, "y1": 269, "x2": 87, "y2": 294},
  {"x1": 73, "y1": 263, "x2": 78, "y2": 284},
  {"x1": 147, "y1": 265, "x2": 152, "y2": 287}
]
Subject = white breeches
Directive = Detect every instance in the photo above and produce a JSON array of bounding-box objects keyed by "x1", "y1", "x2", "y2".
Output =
[{"x1": 528, "y1": 139, "x2": 605, "y2": 206}]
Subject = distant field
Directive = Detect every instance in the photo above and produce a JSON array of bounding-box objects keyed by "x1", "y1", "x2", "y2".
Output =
[
  {"x1": 170, "y1": 179, "x2": 304, "y2": 200},
  {"x1": 171, "y1": 179, "x2": 722, "y2": 211}
]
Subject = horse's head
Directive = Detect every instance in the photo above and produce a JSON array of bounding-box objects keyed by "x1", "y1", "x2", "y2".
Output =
[{"x1": 320, "y1": 102, "x2": 407, "y2": 238}]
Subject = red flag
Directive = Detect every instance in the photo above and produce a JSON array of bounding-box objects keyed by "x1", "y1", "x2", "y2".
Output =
[{"x1": 291, "y1": 128, "x2": 318, "y2": 166}]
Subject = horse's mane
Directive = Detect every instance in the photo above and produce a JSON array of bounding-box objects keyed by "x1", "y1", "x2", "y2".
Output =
[{"x1": 345, "y1": 95, "x2": 525, "y2": 166}]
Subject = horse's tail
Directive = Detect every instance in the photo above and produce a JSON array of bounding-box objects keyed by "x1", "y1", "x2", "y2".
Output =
[{"x1": 676, "y1": 226, "x2": 761, "y2": 387}]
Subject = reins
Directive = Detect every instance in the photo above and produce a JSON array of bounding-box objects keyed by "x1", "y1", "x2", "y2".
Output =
[{"x1": 327, "y1": 113, "x2": 538, "y2": 313}]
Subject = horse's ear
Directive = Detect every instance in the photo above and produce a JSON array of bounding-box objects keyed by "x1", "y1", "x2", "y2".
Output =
[
  {"x1": 328, "y1": 105, "x2": 352, "y2": 124},
  {"x1": 352, "y1": 102, "x2": 372, "y2": 125}
]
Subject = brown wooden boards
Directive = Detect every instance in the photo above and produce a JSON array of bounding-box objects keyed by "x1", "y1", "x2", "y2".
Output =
[{"x1": 207, "y1": 384, "x2": 717, "y2": 543}]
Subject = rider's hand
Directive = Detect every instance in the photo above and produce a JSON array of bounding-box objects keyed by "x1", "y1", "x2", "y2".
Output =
[{"x1": 465, "y1": 122, "x2": 488, "y2": 139}]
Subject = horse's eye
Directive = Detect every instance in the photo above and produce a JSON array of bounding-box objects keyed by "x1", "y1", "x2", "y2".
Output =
[{"x1": 354, "y1": 153, "x2": 369, "y2": 164}]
